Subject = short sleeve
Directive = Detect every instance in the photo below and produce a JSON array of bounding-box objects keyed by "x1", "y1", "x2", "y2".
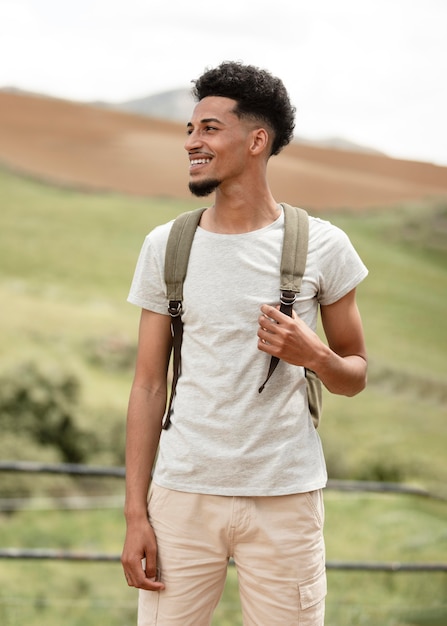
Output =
[
  {"x1": 127, "y1": 222, "x2": 172, "y2": 315},
  {"x1": 309, "y1": 218, "x2": 368, "y2": 306}
]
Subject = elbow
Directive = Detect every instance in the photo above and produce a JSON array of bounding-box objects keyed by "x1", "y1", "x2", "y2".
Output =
[
  {"x1": 345, "y1": 377, "x2": 367, "y2": 397},
  {"x1": 318, "y1": 353, "x2": 368, "y2": 397},
  {"x1": 326, "y1": 375, "x2": 366, "y2": 397},
  {"x1": 345, "y1": 363, "x2": 368, "y2": 397}
]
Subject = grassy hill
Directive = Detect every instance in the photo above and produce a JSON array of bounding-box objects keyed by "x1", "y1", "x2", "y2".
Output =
[
  {"x1": 0, "y1": 167, "x2": 446, "y2": 625},
  {"x1": 1, "y1": 166, "x2": 445, "y2": 489}
]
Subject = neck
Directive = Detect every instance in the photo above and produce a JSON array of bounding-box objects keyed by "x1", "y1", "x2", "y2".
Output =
[{"x1": 200, "y1": 185, "x2": 279, "y2": 234}]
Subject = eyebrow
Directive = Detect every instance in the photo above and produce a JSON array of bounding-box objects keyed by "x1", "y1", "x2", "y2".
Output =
[{"x1": 186, "y1": 117, "x2": 224, "y2": 129}]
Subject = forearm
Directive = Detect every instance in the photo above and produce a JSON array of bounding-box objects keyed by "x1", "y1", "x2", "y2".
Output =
[
  {"x1": 121, "y1": 309, "x2": 171, "y2": 590},
  {"x1": 124, "y1": 383, "x2": 166, "y2": 522},
  {"x1": 121, "y1": 381, "x2": 167, "y2": 591},
  {"x1": 310, "y1": 343, "x2": 367, "y2": 397}
]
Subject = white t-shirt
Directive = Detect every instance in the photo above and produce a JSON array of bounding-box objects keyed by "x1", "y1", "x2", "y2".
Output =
[{"x1": 128, "y1": 208, "x2": 368, "y2": 496}]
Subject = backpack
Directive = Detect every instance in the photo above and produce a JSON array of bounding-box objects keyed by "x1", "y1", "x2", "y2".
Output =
[{"x1": 162, "y1": 203, "x2": 322, "y2": 430}]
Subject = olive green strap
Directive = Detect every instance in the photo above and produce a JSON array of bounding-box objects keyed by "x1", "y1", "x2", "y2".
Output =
[
  {"x1": 165, "y1": 207, "x2": 207, "y2": 303},
  {"x1": 258, "y1": 204, "x2": 309, "y2": 393},
  {"x1": 279, "y1": 203, "x2": 309, "y2": 293},
  {"x1": 163, "y1": 208, "x2": 206, "y2": 429}
]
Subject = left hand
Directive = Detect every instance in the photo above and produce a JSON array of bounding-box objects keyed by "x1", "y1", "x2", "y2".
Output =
[{"x1": 257, "y1": 304, "x2": 323, "y2": 370}]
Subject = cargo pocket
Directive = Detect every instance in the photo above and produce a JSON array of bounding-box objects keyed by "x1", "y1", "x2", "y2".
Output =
[{"x1": 298, "y1": 568, "x2": 327, "y2": 625}]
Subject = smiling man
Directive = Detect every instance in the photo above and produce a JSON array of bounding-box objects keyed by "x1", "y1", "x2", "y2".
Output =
[
  {"x1": 121, "y1": 61, "x2": 368, "y2": 626},
  {"x1": 185, "y1": 98, "x2": 271, "y2": 199}
]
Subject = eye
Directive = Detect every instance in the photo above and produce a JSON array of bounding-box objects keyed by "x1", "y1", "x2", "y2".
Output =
[{"x1": 204, "y1": 125, "x2": 218, "y2": 132}]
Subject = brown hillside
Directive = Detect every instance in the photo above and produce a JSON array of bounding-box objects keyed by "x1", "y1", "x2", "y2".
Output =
[{"x1": 1, "y1": 91, "x2": 446, "y2": 209}]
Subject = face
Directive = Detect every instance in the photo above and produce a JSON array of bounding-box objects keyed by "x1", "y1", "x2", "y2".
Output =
[{"x1": 184, "y1": 96, "x2": 256, "y2": 197}]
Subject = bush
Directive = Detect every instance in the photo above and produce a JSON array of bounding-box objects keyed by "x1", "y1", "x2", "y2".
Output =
[
  {"x1": 84, "y1": 333, "x2": 136, "y2": 372},
  {"x1": 0, "y1": 362, "x2": 94, "y2": 464}
]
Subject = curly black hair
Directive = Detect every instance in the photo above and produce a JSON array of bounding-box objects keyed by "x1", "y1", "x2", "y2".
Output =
[{"x1": 192, "y1": 61, "x2": 296, "y2": 156}]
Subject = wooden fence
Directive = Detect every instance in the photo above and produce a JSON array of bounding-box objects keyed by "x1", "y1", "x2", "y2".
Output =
[{"x1": 1, "y1": 460, "x2": 446, "y2": 573}]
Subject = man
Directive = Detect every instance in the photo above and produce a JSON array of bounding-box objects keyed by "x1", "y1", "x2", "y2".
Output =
[{"x1": 121, "y1": 61, "x2": 368, "y2": 625}]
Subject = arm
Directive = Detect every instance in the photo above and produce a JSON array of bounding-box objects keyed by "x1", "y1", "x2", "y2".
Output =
[
  {"x1": 257, "y1": 288, "x2": 367, "y2": 396},
  {"x1": 121, "y1": 308, "x2": 172, "y2": 590}
]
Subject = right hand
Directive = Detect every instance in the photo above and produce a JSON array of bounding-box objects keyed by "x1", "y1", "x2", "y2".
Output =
[{"x1": 121, "y1": 518, "x2": 165, "y2": 591}]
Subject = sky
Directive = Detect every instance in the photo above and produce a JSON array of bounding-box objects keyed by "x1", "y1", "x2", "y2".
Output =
[{"x1": 1, "y1": 0, "x2": 446, "y2": 166}]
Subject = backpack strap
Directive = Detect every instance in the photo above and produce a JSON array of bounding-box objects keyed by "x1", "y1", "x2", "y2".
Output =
[
  {"x1": 258, "y1": 204, "x2": 309, "y2": 392},
  {"x1": 279, "y1": 203, "x2": 309, "y2": 293},
  {"x1": 162, "y1": 204, "x2": 321, "y2": 430},
  {"x1": 163, "y1": 207, "x2": 206, "y2": 429},
  {"x1": 165, "y1": 207, "x2": 207, "y2": 305}
]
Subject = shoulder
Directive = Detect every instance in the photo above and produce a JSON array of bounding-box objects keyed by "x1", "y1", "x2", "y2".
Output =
[
  {"x1": 145, "y1": 208, "x2": 205, "y2": 250},
  {"x1": 135, "y1": 220, "x2": 175, "y2": 265},
  {"x1": 145, "y1": 219, "x2": 175, "y2": 247},
  {"x1": 307, "y1": 216, "x2": 364, "y2": 269},
  {"x1": 308, "y1": 216, "x2": 351, "y2": 249}
]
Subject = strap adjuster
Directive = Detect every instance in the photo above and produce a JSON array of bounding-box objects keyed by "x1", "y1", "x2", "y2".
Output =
[
  {"x1": 168, "y1": 300, "x2": 182, "y2": 318},
  {"x1": 280, "y1": 290, "x2": 297, "y2": 307}
]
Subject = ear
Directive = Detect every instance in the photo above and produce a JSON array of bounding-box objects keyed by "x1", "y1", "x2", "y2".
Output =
[{"x1": 249, "y1": 128, "x2": 270, "y2": 156}]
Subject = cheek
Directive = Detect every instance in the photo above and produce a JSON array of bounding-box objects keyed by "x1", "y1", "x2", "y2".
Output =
[{"x1": 224, "y1": 145, "x2": 248, "y2": 171}]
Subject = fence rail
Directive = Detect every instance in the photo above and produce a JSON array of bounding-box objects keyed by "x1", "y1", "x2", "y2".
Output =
[
  {"x1": 1, "y1": 460, "x2": 446, "y2": 574},
  {"x1": 1, "y1": 548, "x2": 446, "y2": 572},
  {"x1": 0, "y1": 460, "x2": 441, "y2": 499},
  {"x1": 0, "y1": 460, "x2": 125, "y2": 478}
]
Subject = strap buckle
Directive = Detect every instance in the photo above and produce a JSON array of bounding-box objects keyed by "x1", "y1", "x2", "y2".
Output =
[
  {"x1": 280, "y1": 290, "x2": 297, "y2": 307},
  {"x1": 168, "y1": 300, "x2": 182, "y2": 318}
]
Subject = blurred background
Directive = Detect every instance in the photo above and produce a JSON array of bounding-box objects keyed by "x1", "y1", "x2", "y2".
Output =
[{"x1": 0, "y1": 1, "x2": 446, "y2": 624}]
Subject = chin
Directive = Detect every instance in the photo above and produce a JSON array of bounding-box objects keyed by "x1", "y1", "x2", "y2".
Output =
[{"x1": 189, "y1": 178, "x2": 220, "y2": 197}]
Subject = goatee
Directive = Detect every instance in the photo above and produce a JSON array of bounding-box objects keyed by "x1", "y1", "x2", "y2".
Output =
[{"x1": 189, "y1": 178, "x2": 220, "y2": 197}]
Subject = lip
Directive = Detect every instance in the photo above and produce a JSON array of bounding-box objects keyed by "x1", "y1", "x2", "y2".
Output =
[{"x1": 188, "y1": 154, "x2": 212, "y2": 172}]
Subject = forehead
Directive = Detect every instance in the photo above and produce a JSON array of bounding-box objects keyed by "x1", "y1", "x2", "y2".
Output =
[{"x1": 188, "y1": 96, "x2": 239, "y2": 124}]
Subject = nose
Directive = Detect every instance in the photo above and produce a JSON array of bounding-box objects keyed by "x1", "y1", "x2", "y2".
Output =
[{"x1": 184, "y1": 128, "x2": 201, "y2": 152}]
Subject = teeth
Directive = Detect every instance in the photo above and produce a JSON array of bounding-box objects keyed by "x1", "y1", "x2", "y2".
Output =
[{"x1": 190, "y1": 158, "x2": 211, "y2": 165}]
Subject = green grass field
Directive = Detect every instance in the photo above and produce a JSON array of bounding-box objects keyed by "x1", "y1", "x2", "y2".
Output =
[
  {"x1": 0, "y1": 494, "x2": 445, "y2": 625},
  {"x1": 0, "y1": 167, "x2": 446, "y2": 625}
]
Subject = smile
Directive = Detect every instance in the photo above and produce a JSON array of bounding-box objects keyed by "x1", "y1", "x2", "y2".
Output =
[{"x1": 190, "y1": 158, "x2": 211, "y2": 166}]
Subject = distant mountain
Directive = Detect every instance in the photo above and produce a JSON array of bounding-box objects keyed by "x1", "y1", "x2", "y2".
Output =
[
  {"x1": 94, "y1": 87, "x2": 382, "y2": 155},
  {"x1": 93, "y1": 88, "x2": 195, "y2": 123},
  {"x1": 1, "y1": 85, "x2": 382, "y2": 156},
  {"x1": 296, "y1": 135, "x2": 384, "y2": 156},
  {"x1": 119, "y1": 88, "x2": 195, "y2": 122}
]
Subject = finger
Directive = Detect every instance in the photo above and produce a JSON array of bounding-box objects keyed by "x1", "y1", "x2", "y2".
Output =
[
  {"x1": 139, "y1": 578, "x2": 165, "y2": 591},
  {"x1": 260, "y1": 304, "x2": 281, "y2": 320},
  {"x1": 257, "y1": 324, "x2": 273, "y2": 345},
  {"x1": 143, "y1": 559, "x2": 161, "y2": 581},
  {"x1": 123, "y1": 563, "x2": 140, "y2": 587},
  {"x1": 141, "y1": 559, "x2": 165, "y2": 590},
  {"x1": 258, "y1": 314, "x2": 279, "y2": 334},
  {"x1": 260, "y1": 305, "x2": 291, "y2": 328},
  {"x1": 124, "y1": 570, "x2": 165, "y2": 591},
  {"x1": 122, "y1": 557, "x2": 149, "y2": 587},
  {"x1": 257, "y1": 337, "x2": 271, "y2": 353}
]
